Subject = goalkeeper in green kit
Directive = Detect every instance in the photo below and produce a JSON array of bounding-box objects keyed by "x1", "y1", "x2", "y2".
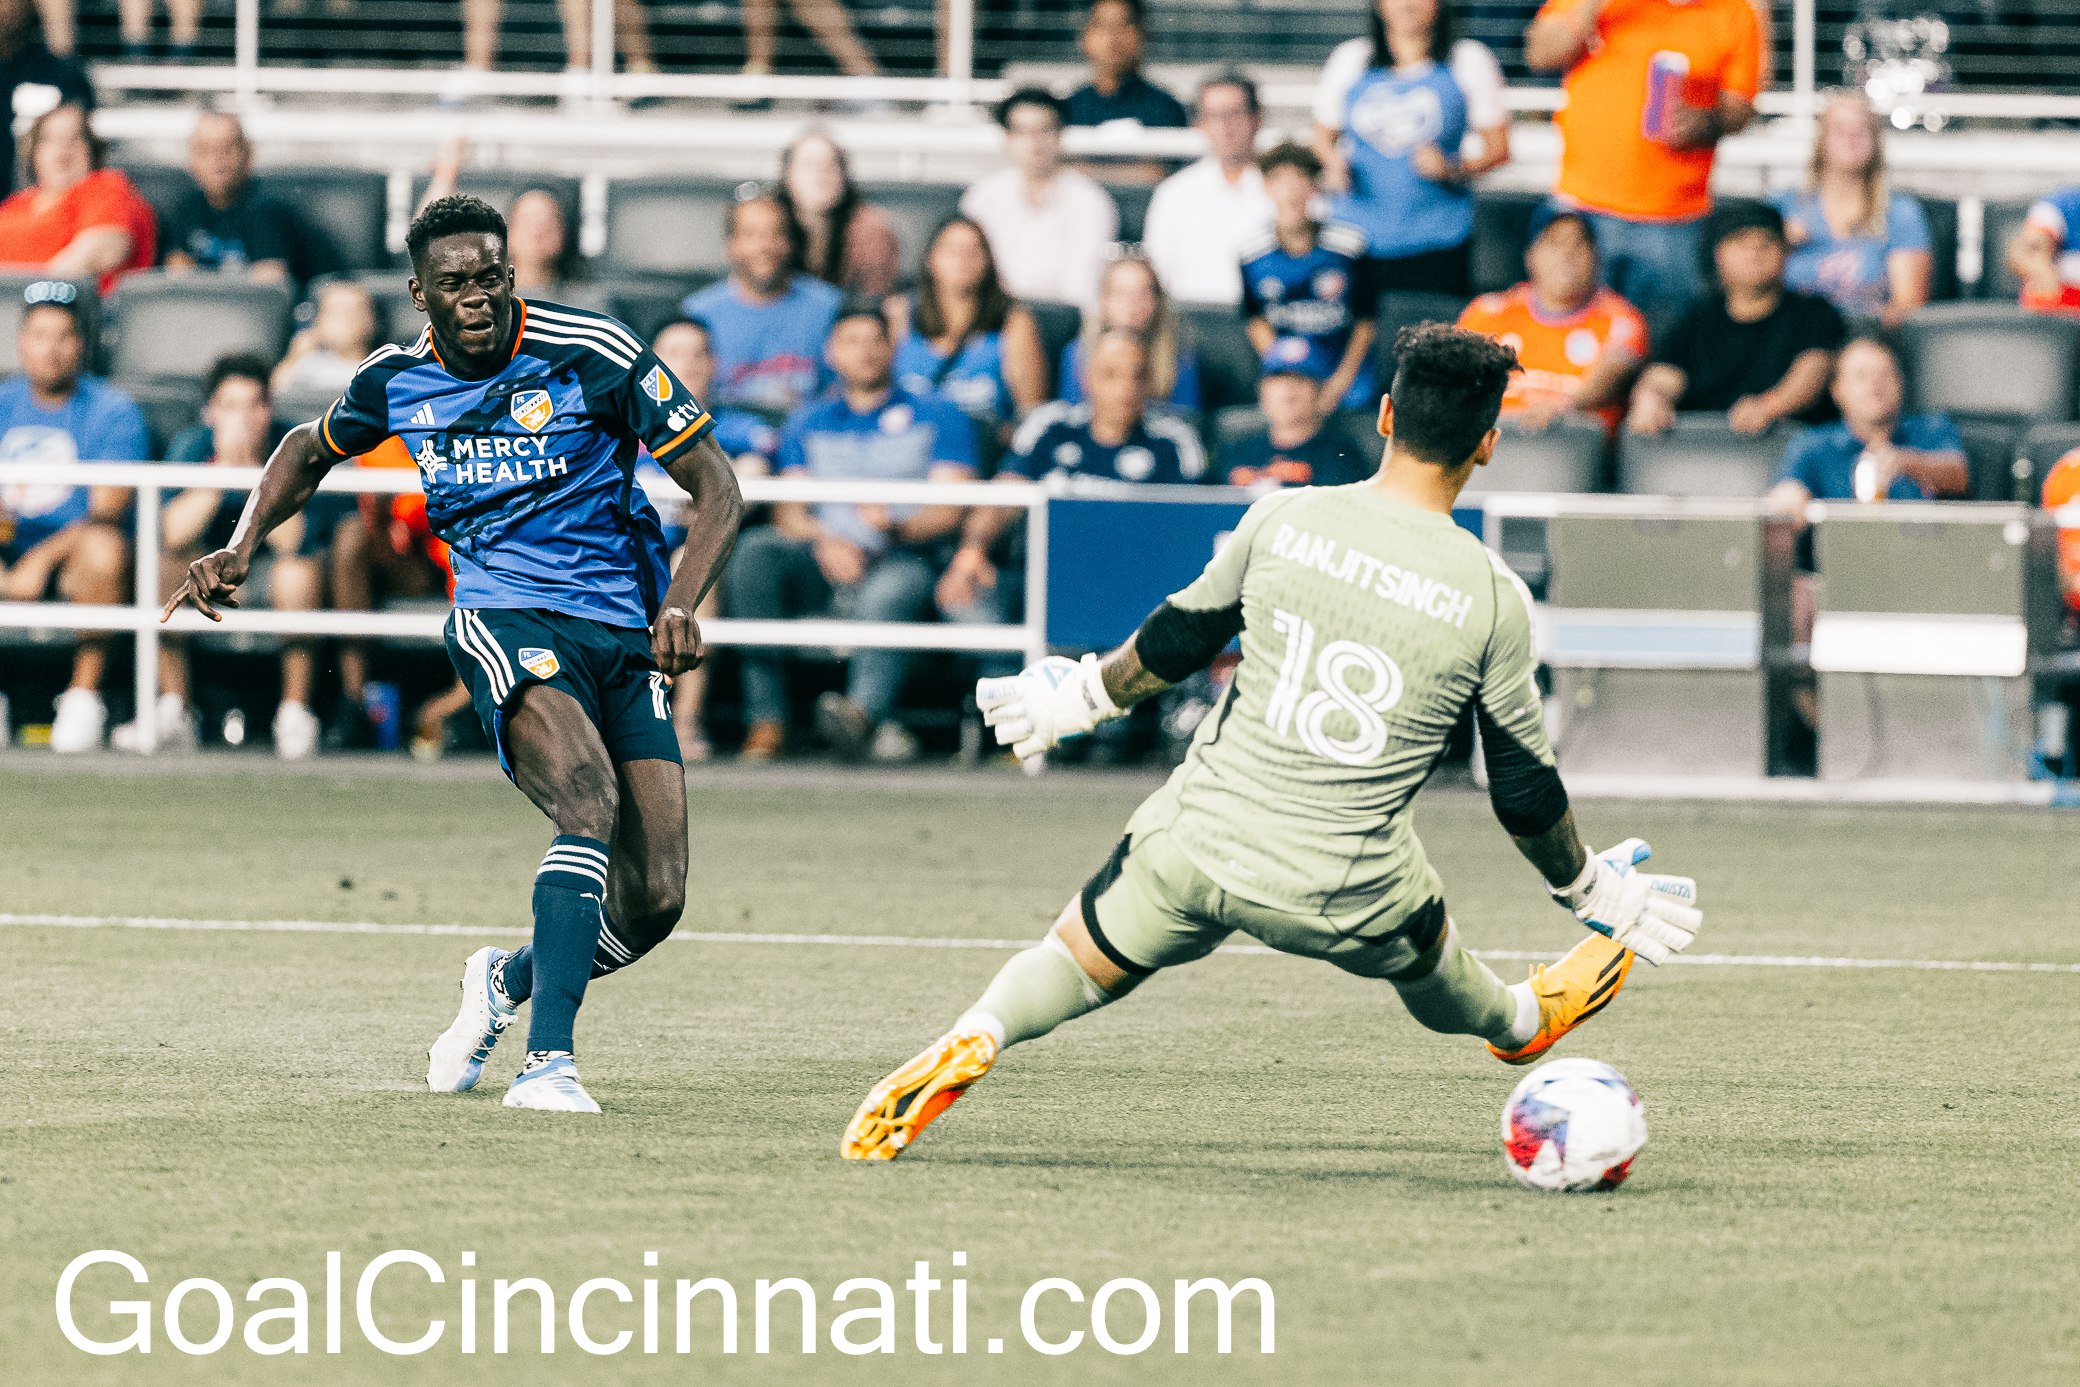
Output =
[{"x1": 841, "y1": 325, "x2": 1705, "y2": 1162}]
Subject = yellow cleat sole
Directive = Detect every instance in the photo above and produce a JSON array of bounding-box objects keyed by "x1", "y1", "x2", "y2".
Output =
[
  {"x1": 1488, "y1": 932, "x2": 1633, "y2": 1066},
  {"x1": 841, "y1": 1030, "x2": 997, "y2": 1161}
]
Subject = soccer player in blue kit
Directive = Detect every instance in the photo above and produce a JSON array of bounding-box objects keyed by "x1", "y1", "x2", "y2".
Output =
[{"x1": 162, "y1": 197, "x2": 745, "y2": 1113}]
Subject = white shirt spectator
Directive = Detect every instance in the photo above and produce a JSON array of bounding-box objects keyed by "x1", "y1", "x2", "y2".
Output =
[
  {"x1": 960, "y1": 167, "x2": 1120, "y2": 308},
  {"x1": 1142, "y1": 157, "x2": 1274, "y2": 305}
]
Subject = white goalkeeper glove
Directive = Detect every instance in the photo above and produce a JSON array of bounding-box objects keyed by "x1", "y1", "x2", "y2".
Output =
[
  {"x1": 976, "y1": 655, "x2": 1122, "y2": 764},
  {"x1": 1547, "y1": 838, "x2": 1702, "y2": 966}
]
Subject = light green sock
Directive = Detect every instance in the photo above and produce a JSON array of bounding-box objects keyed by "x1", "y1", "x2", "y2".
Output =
[
  {"x1": 956, "y1": 933, "x2": 1111, "y2": 1048},
  {"x1": 1391, "y1": 923, "x2": 1522, "y2": 1045}
]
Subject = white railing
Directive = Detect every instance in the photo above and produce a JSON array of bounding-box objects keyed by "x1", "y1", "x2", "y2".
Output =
[{"x1": 0, "y1": 462, "x2": 1050, "y2": 752}]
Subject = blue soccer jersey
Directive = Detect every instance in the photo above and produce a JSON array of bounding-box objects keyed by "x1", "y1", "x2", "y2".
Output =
[
  {"x1": 1239, "y1": 223, "x2": 1378, "y2": 411},
  {"x1": 319, "y1": 299, "x2": 716, "y2": 628},
  {"x1": 777, "y1": 385, "x2": 980, "y2": 555},
  {"x1": 1004, "y1": 401, "x2": 1207, "y2": 488}
]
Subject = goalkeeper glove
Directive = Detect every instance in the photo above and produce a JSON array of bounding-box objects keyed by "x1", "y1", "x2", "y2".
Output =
[
  {"x1": 976, "y1": 655, "x2": 1121, "y2": 764},
  {"x1": 1546, "y1": 838, "x2": 1702, "y2": 966}
]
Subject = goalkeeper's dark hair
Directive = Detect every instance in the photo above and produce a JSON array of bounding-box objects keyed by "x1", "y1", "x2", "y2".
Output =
[
  {"x1": 1387, "y1": 323, "x2": 1519, "y2": 467},
  {"x1": 407, "y1": 194, "x2": 508, "y2": 264}
]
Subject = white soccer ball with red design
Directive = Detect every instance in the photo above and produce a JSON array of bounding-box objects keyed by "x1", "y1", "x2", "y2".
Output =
[{"x1": 1501, "y1": 1058, "x2": 1646, "y2": 1192}]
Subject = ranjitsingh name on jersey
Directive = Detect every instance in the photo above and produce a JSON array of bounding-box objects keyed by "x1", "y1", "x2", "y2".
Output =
[{"x1": 1266, "y1": 522, "x2": 1475, "y2": 629}]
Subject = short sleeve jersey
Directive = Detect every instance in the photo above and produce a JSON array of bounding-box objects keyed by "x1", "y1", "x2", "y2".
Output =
[
  {"x1": 0, "y1": 374, "x2": 150, "y2": 557},
  {"x1": 0, "y1": 168, "x2": 157, "y2": 293},
  {"x1": 2021, "y1": 187, "x2": 2080, "y2": 314},
  {"x1": 681, "y1": 274, "x2": 842, "y2": 413},
  {"x1": 1536, "y1": 0, "x2": 1761, "y2": 221},
  {"x1": 1240, "y1": 221, "x2": 1379, "y2": 412},
  {"x1": 2044, "y1": 449, "x2": 2080, "y2": 612},
  {"x1": 1772, "y1": 189, "x2": 1932, "y2": 320},
  {"x1": 775, "y1": 386, "x2": 979, "y2": 556},
  {"x1": 1222, "y1": 427, "x2": 1369, "y2": 488},
  {"x1": 1004, "y1": 401, "x2": 1208, "y2": 488},
  {"x1": 1126, "y1": 484, "x2": 1552, "y2": 915},
  {"x1": 1457, "y1": 283, "x2": 1648, "y2": 430},
  {"x1": 319, "y1": 299, "x2": 716, "y2": 629}
]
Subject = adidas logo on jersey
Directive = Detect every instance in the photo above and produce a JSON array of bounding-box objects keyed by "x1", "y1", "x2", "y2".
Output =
[
  {"x1": 1267, "y1": 523, "x2": 1476, "y2": 629},
  {"x1": 410, "y1": 403, "x2": 436, "y2": 427}
]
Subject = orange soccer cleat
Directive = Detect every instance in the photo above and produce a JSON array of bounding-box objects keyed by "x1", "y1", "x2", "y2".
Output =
[
  {"x1": 840, "y1": 1030, "x2": 998, "y2": 1161},
  {"x1": 1487, "y1": 932, "x2": 1635, "y2": 1066}
]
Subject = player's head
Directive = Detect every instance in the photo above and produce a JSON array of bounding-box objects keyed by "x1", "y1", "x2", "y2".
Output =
[
  {"x1": 1524, "y1": 203, "x2": 1597, "y2": 310},
  {"x1": 1082, "y1": 0, "x2": 1146, "y2": 81},
  {"x1": 16, "y1": 281, "x2": 84, "y2": 395},
  {"x1": 1831, "y1": 335, "x2": 1904, "y2": 433},
  {"x1": 1086, "y1": 328, "x2": 1150, "y2": 426},
  {"x1": 201, "y1": 353, "x2": 274, "y2": 455},
  {"x1": 186, "y1": 113, "x2": 253, "y2": 206},
  {"x1": 1258, "y1": 142, "x2": 1321, "y2": 225},
  {"x1": 825, "y1": 298, "x2": 894, "y2": 391},
  {"x1": 1379, "y1": 322, "x2": 1517, "y2": 470},
  {"x1": 995, "y1": 89, "x2": 1067, "y2": 180},
  {"x1": 652, "y1": 316, "x2": 717, "y2": 400},
  {"x1": 1705, "y1": 200, "x2": 1788, "y2": 294},
  {"x1": 725, "y1": 193, "x2": 797, "y2": 296},
  {"x1": 406, "y1": 195, "x2": 515, "y2": 365}
]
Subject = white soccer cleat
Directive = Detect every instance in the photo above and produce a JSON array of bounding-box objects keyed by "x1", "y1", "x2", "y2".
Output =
[
  {"x1": 274, "y1": 700, "x2": 320, "y2": 760},
  {"x1": 426, "y1": 946, "x2": 517, "y2": 1092},
  {"x1": 49, "y1": 688, "x2": 106, "y2": 753},
  {"x1": 504, "y1": 1056, "x2": 601, "y2": 1113}
]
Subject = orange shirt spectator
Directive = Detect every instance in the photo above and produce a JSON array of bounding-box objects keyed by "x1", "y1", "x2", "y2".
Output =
[
  {"x1": 1533, "y1": 0, "x2": 1759, "y2": 222},
  {"x1": 2045, "y1": 450, "x2": 2080, "y2": 613},
  {"x1": 0, "y1": 103, "x2": 155, "y2": 294},
  {"x1": 1457, "y1": 204, "x2": 1648, "y2": 432}
]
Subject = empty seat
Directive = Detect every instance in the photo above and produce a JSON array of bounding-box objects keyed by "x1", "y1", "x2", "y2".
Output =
[
  {"x1": 1616, "y1": 414, "x2": 1789, "y2": 497},
  {"x1": 1900, "y1": 301, "x2": 2080, "y2": 424},
  {"x1": 118, "y1": 164, "x2": 198, "y2": 238},
  {"x1": 1469, "y1": 190, "x2": 1544, "y2": 297},
  {"x1": 1918, "y1": 196, "x2": 1960, "y2": 303},
  {"x1": 251, "y1": 168, "x2": 390, "y2": 273},
  {"x1": 1106, "y1": 183, "x2": 1154, "y2": 245},
  {"x1": 1975, "y1": 199, "x2": 2032, "y2": 301},
  {"x1": 601, "y1": 282, "x2": 706, "y2": 343},
  {"x1": 1954, "y1": 417, "x2": 2023, "y2": 502},
  {"x1": 351, "y1": 271, "x2": 430, "y2": 348},
  {"x1": 1473, "y1": 417, "x2": 1608, "y2": 494},
  {"x1": 105, "y1": 273, "x2": 293, "y2": 383},
  {"x1": 1212, "y1": 403, "x2": 1265, "y2": 465},
  {"x1": 1180, "y1": 303, "x2": 1259, "y2": 412},
  {"x1": 600, "y1": 178, "x2": 747, "y2": 278},
  {"x1": 0, "y1": 274, "x2": 98, "y2": 375},
  {"x1": 412, "y1": 172, "x2": 581, "y2": 228},
  {"x1": 1026, "y1": 300, "x2": 1082, "y2": 397},
  {"x1": 1372, "y1": 291, "x2": 1470, "y2": 380},
  {"x1": 117, "y1": 377, "x2": 205, "y2": 457},
  {"x1": 858, "y1": 183, "x2": 966, "y2": 283}
]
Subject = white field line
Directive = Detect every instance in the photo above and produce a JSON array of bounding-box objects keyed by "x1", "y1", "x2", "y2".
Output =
[{"x1": 4, "y1": 913, "x2": 2079, "y2": 974}]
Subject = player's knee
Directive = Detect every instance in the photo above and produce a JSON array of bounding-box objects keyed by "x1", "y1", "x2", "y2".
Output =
[{"x1": 552, "y1": 761, "x2": 618, "y2": 839}]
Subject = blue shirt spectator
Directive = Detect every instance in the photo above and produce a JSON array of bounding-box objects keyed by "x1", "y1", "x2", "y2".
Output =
[
  {"x1": 1773, "y1": 187, "x2": 1932, "y2": 324},
  {"x1": 1055, "y1": 255, "x2": 1203, "y2": 412},
  {"x1": 1766, "y1": 338, "x2": 1969, "y2": 511},
  {"x1": 1057, "y1": 336, "x2": 1201, "y2": 411},
  {"x1": 779, "y1": 385, "x2": 980, "y2": 553},
  {"x1": 896, "y1": 329, "x2": 1018, "y2": 422},
  {"x1": 1222, "y1": 346, "x2": 1369, "y2": 488},
  {"x1": 1775, "y1": 415, "x2": 1961, "y2": 502},
  {"x1": 1240, "y1": 214, "x2": 1377, "y2": 412},
  {"x1": 682, "y1": 194, "x2": 842, "y2": 413},
  {"x1": 0, "y1": 371, "x2": 148, "y2": 556}
]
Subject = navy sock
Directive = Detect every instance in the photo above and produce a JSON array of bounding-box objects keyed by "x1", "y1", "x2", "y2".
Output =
[
  {"x1": 590, "y1": 908, "x2": 666, "y2": 979},
  {"x1": 526, "y1": 835, "x2": 610, "y2": 1054},
  {"x1": 495, "y1": 945, "x2": 533, "y2": 1005}
]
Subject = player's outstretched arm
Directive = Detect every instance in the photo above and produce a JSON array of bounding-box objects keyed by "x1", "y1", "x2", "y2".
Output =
[
  {"x1": 161, "y1": 421, "x2": 336, "y2": 622},
  {"x1": 651, "y1": 432, "x2": 745, "y2": 676}
]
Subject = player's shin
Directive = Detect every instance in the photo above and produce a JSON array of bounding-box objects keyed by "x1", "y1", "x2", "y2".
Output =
[
  {"x1": 1389, "y1": 922, "x2": 1531, "y2": 1047},
  {"x1": 526, "y1": 835, "x2": 612, "y2": 1054},
  {"x1": 956, "y1": 930, "x2": 1118, "y2": 1049}
]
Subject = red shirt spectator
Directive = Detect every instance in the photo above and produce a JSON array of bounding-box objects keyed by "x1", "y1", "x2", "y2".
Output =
[{"x1": 0, "y1": 103, "x2": 154, "y2": 294}]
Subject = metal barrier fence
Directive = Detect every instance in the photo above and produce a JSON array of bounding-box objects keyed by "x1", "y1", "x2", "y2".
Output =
[{"x1": 0, "y1": 463, "x2": 1050, "y2": 752}]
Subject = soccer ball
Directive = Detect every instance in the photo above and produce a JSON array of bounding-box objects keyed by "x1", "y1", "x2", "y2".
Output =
[{"x1": 1501, "y1": 1058, "x2": 1647, "y2": 1192}]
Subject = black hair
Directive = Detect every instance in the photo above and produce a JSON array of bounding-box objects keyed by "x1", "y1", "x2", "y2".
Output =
[
  {"x1": 1700, "y1": 198, "x2": 1788, "y2": 281},
  {"x1": 407, "y1": 194, "x2": 507, "y2": 264},
  {"x1": 1369, "y1": 0, "x2": 1453, "y2": 70},
  {"x1": 205, "y1": 352, "x2": 273, "y2": 400},
  {"x1": 1197, "y1": 69, "x2": 1260, "y2": 117},
  {"x1": 774, "y1": 132, "x2": 863, "y2": 290},
  {"x1": 1387, "y1": 323, "x2": 1517, "y2": 466},
  {"x1": 832, "y1": 296, "x2": 890, "y2": 334},
  {"x1": 1086, "y1": 0, "x2": 1144, "y2": 27},
  {"x1": 1258, "y1": 140, "x2": 1322, "y2": 181},
  {"x1": 914, "y1": 215, "x2": 1014, "y2": 340},
  {"x1": 994, "y1": 87, "x2": 1068, "y2": 131}
]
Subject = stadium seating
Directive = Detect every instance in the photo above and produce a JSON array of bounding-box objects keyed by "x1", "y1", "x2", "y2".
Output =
[
  {"x1": 1477, "y1": 417, "x2": 1608, "y2": 493},
  {"x1": 118, "y1": 163, "x2": 199, "y2": 237},
  {"x1": 2021, "y1": 419, "x2": 2080, "y2": 499},
  {"x1": 354, "y1": 271, "x2": 427, "y2": 348},
  {"x1": 1920, "y1": 197, "x2": 1962, "y2": 304},
  {"x1": 1107, "y1": 183, "x2": 1153, "y2": 245},
  {"x1": 599, "y1": 177, "x2": 746, "y2": 280},
  {"x1": 123, "y1": 377, "x2": 207, "y2": 455},
  {"x1": 1899, "y1": 301, "x2": 2080, "y2": 426},
  {"x1": 1025, "y1": 300, "x2": 1082, "y2": 397},
  {"x1": 1181, "y1": 303, "x2": 1261, "y2": 413},
  {"x1": 1616, "y1": 415, "x2": 1788, "y2": 497},
  {"x1": 1955, "y1": 417, "x2": 2026, "y2": 501},
  {"x1": 602, "y1": 285, "x2": 695, "y2": 344},
  {"x1": 1976, "y1": 199, "x2": 2032, "y2": 301},
  {"x1": 1469, "y1": 190, "x2": 1544, "y2": 297},
  {"x1": 251, "y1": 168, "x2": 391, "y2": 272},
  {"x1": 411, "y1": 172, "x2": 582, "y2": 231},
  {"x1": 105, "y1": 273, "x2": 295, "y2": 384},
  {"x1": 859, "y1": 183, "x2": 966, "y2": 281},
  {"x1": 0, "y1": 274, "x2": 99, "y2": 376},
  {"x1": 1372, "y1": 291, "x2": 1471, "y2": 375}
]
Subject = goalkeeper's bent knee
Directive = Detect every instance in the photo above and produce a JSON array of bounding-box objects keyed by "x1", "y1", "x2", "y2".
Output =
[
  {"x1": 958, "y1": 931, "x2": 1115, "y2": 1048},
  {"x1": 1390, "y1": 922, "x2": 1516, "y2": 1042}
]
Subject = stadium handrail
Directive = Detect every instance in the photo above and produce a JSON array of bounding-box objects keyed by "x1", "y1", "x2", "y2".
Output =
[{"x1": 0, "y1": 462, "x2": 1053, "y2": 752}]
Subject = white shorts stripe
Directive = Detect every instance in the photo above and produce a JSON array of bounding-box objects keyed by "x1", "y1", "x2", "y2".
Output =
[
  {"x1": 451, "y1": 610, "x2": 511, "y2": 701},
  {"x1": 459, "y1": 610, "x2": 517, "y2": 693}
]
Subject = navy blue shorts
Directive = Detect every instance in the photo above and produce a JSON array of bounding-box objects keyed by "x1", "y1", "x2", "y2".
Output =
[{"x1": 445, "y1": 606, "x2": 681, "y2": 779}]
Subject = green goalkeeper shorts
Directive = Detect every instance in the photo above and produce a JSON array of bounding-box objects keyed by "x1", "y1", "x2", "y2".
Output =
[{"x1": 1077, "y1": 828, "x2": 1448, "y2": 981}]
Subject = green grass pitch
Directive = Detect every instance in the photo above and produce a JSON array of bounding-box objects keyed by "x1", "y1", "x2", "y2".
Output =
[{"x1": 3, "y1": 765, "x2": 2076, "y2": 1386}]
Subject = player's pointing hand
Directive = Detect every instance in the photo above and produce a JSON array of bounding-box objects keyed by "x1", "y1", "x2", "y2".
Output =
[
  {"x1": 651, "y1": 605, "x2": 704, "y2": 676},
  {"x1": 160, "y1": 547, "x2": 247, "y2": 623}
]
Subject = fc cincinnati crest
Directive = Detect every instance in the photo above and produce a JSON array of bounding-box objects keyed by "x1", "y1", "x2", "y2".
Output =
[
  {"x1": 640, "y1": 365, "x2": 672, "y2": 405},
  {"x1": 510, "y1": 389, "x2": 554, "y2": 433},
  {"x1": 517, "y1": 647, "x2": 560, "y2": 679}
]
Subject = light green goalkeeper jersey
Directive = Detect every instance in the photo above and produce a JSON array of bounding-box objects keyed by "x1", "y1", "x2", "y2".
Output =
[{"x1": 1126, "y1": 482, "x2": 1552, "y2": 916}]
